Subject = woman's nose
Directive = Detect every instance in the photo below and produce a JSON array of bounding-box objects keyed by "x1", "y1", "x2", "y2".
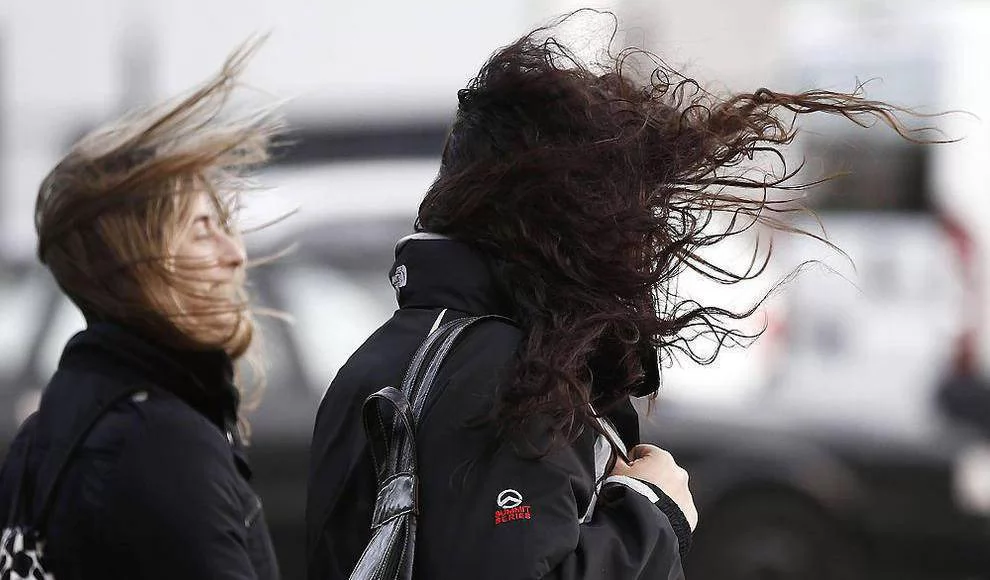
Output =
[{"x1": 218, "y1": 232, "x2": 246, "y2": 268}]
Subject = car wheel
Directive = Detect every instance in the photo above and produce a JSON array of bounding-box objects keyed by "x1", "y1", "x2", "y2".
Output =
[{"x1": 685, "y1": 492, "x2": 864, "y2": 580}]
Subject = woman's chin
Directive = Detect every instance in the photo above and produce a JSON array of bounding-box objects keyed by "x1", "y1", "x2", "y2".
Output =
[{"x1": 177, "y1": 309, "x2": 247, "y2": 351}]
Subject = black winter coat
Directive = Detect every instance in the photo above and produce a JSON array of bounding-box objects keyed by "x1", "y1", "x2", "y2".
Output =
[
  {"x1": 0, "y1": 323, "x2": 279, "y2": 580},
  {"x1": 306, "y1": 235, "x2": 690, "y2": 580}
]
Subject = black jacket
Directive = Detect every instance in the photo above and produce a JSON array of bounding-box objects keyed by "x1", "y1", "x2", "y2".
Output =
[
  {"x1": 306, "y1": 236, "x2": 690, "y2": 580},
  {"x1": 0, "y1": 323, "x2": 279, "y2": 580}
]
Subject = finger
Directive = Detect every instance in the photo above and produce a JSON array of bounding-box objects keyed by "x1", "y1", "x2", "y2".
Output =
[
  {"x1": 609, "y1": 458, "x2": 633, "y2": 477},
  {"x1": 684, "y1": 499, "x2": 699, "y2": 531},
  {"x1": 689, "y1": 507, "x2": 699, "y2": 531},
  {"x1": 630, "y1": 444, "x2": 655, "y2": 460}
]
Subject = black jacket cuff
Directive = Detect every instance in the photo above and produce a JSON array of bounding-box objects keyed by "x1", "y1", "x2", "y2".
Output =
[{"x1": 639, "y1": 479, "x2": 692, "y2": 560}]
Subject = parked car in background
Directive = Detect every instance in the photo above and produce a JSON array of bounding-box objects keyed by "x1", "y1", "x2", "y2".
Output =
[{"x1": 653, "y1": 136, "x2": 990, "y2": 579}]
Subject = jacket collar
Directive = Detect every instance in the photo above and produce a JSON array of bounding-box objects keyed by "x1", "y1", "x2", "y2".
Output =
[
  {"x1": 58, "y1": 322, "x2": 240, "y2": 432},
  {"x1": 389, "y1": 233, "x2": 514, "y2": 317}
]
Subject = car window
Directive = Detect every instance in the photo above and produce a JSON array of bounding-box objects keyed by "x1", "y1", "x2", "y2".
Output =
[
  {"x1": 272, "y1": 264, "x2": 395, "y2": 395},
  {"x1": 804, "y1": 140, "x2": 932, "y2": 213}
]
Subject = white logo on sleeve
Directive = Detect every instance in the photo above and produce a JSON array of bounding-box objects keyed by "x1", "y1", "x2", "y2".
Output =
[
  {"x1": 494, "y1": 489, "x2": 532, "y2": 525},
  {"x1": 496, "y1": 489, "x2": 523, "y2": 509}
]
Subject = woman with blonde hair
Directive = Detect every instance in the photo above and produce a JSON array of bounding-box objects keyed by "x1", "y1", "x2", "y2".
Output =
[{"x1": 0, "y1": 41, "x2": 281, "y2": 579}]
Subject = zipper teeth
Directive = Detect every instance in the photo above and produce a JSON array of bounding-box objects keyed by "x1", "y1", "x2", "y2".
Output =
[{"x1": 244, "y1": 495, "x2": 263, "y2": 528}]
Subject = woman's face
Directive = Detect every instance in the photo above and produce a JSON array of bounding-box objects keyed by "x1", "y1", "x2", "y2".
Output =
[{"x1": 171, "y1": 192, "x2": 247, "y2": 340}]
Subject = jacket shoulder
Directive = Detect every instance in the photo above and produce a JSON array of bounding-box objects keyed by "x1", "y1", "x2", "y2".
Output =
[
  {"x1": 64, "y1": 373, "x2": 227, "y2": 452},
  {"x1": 103, "y1": 389, "x2": 231, "y2": 458},
  {"x1": 414, "y1": 317, "x2": 522, "y2": 425},
  {"x1": 463, "y1": 317, "x2": 523, "y2": 345},
  {"x1": 446, "y1": 317, "x2": 523, "y2": 381},
  {"x1": 33, "y1": 367, "x2": 231, "y2": 472}
]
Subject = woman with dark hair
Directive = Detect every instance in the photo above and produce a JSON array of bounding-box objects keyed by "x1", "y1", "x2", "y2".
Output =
[
  {"x1": 306, "y1": 14, "x2": 931, "y2": 580},
  {"x1": 0, "y1": 42, "x2": 281, "y2": 579}
]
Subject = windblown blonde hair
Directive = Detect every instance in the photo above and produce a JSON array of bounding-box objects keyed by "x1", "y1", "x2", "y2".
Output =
[{"x1": 35, "y1": 39, "x2": 281, "y2": 408}]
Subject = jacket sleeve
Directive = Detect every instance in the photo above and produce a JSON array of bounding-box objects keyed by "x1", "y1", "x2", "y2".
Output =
[
  {"x1": 413, "y1": 323, "x2": 687, "y2": 580},
  {"x1": 98, "y1": 406, "x2": 260, "y2": 580},
  {"x1": 416, "y1": 422, "x2": 686, "y2": 580}
]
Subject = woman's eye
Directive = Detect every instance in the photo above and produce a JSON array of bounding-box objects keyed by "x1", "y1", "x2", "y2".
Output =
[{"x1": 193, "y1": 219, "x2": 211, "y2": 239}]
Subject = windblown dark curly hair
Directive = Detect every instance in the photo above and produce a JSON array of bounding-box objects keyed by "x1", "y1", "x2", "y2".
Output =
[{"x1": 417, "y1": 12, "x2": 943, "y2": 445}]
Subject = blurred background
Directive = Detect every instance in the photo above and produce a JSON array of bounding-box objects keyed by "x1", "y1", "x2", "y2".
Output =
[{"x1": 4, "y1": 0, "x2": 990, "y2": 578}]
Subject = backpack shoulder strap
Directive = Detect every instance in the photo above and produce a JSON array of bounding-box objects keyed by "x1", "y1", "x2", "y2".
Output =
[
  {"x1": 403, "y1": 314, "x2": 510, "y2": 418},
  {"x1": 351, "y1": 314, "x2": 511, "y2": 580},
  {"x1": 30, "y1": 381, "x2": 147, "y2": 536},
  {"x1": 367, "y1": 314, "x2": 510, "y2": 480},
  {"x1": 3, "y1": 416, "x2": 38, "y2": 530}
]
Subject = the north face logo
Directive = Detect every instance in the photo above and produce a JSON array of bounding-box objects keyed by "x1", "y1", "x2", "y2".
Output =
[
  {"x1": 494, "y1": 489, "x2": 532, "y2": 525},
  {"x1": 390, "y1": 265, "x2": 408, "y2": 291}
]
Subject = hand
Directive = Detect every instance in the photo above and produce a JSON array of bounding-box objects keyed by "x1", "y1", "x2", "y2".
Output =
[{"x1": 610, "y1": 444, "x2": 698, "y2": 530}]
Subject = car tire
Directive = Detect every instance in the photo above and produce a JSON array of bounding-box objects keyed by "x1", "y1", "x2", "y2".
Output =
[{"x1": 684, "y1": 492, "x2": 865, "y2": 580}]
